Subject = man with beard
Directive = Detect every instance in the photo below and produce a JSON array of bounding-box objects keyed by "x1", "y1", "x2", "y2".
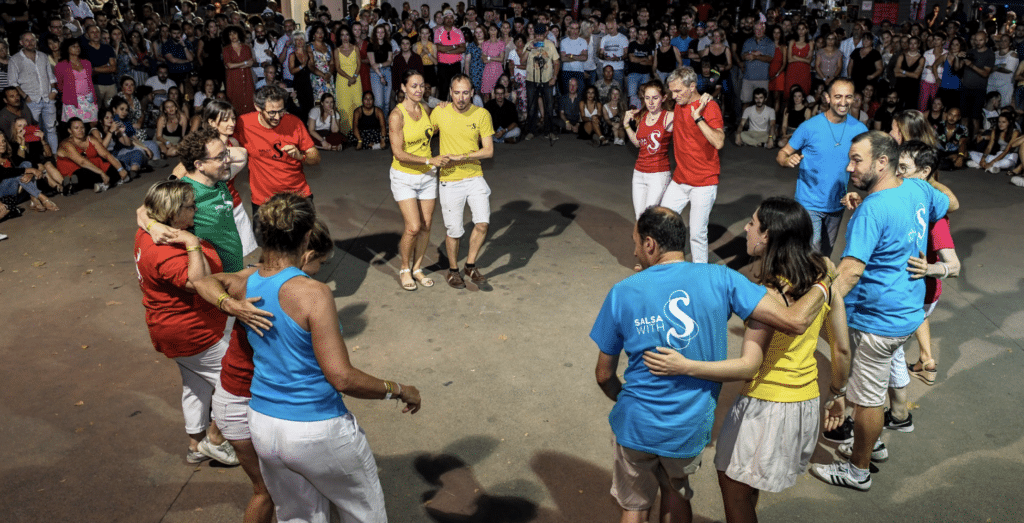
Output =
[
  {"x1": 9, "y1": 32, "x2": 58, "y2": 151},
  {"x1": 251, "y1": 23, "x2": 276, "y2": 86},
  {"x1": 0, "y1": 86, "x2": 37, "y2": 141},
  {"x1": 776, "y1": 79, "x2": 867, "y2": 256},
  {"x1": 162, "y1": 23, "x2": 195, "y2": 84},
  {"x1": 810, "y1": 131, "x2": 948, "y2": 491},
  {"x1": 233, "y1": 86, "x2": 319, "y2": 219},
  {"x1": 429, "y1": 74, "x2": 494, "y2": 289}
]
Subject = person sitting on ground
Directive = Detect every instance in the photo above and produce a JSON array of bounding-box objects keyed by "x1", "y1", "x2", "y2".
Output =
[
  {"x1": 602, "y1": 85, "x2": 627, "y2": 145},
  {"x1": 484, "y1": 83, "x2": 521, "y2": 143},
  {"x1": 967, "y1": 111, "x2": 1019, "y2": 173},
  {"x1": 935, "y1": 106, "x2": 969, "y2": 170},
  {"x1": 353, "y1": 90, "x2": 387, "y2": 150},
  {"x1": 56, "y1": 117, "x2": 130, "y2": 192},
  {"x1": 777, "y1": 86, "x2": 811, "y2": 147},
  {"x1": 91, "y1": 107, "x2": 148, "y2": 179},
  {"x1": 111, "y1": 95, "x2": 161, "y2": 165},
  {"x1": 0, "y1": 136, "x2": 59, "y2": 213},
  {"x1": 556, "y1": 76, "x2": 583, "y2": 135},
  {"x1": 595, "y1": 64, "x2": 621, "y2": 103},
  {"x1": 155, "y1": 99, "x2": 188, "y2": 158},
  {"x1": 736, "y1": 87, "x2": 777, "y2": 148},
  {"x1": 7, "y1": 118, "x2": 65, "y2": 196},
  {"x1": 579, "y1": 84, "x2": 607, "y2": 145},
  {"x1": 307, "y1": 93, "x2": 346, "y2": 150}
]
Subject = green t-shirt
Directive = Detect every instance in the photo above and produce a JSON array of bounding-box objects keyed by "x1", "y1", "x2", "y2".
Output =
[{"x1": 182, "y1": 176, "x2": 244, "y2": 273}]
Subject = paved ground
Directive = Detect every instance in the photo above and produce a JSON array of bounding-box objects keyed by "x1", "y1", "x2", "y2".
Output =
[{"x1": 0, "y1": 135, "x2": 1022, "y2": 523}]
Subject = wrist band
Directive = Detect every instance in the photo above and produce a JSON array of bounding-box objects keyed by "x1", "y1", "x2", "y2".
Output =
[
  {"x1": 145, "y1": 219, "x2": 156, "y2": 232},
  {"x1": 383, "y1": 380, "x2": 394, "y2": 400},
  {"x1": 186, "y1": 245, "x2": 202, "y2": 252},
  {"x1": 814, "y1": 281, "x2": 829, "y2": 300},
  {"x1": 939, "y1": 262, "x2": 950, "y2": 279},
  {"x1": 216, "y1": 292, "x2": 230, "y2": 311},
  {"x1": 694, "y1": 116, "x2": 705, "y2": 125}
]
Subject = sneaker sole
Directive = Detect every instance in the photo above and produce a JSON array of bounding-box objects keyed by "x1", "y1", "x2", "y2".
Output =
[
  {"x1": 810, "y1": 466, "x2": 871, "y2": 491},
  {"x1": 884, "y1": 424, "x2": 915, "y2": 433},
  {"x1": 822, "y1": 433, "x2": 854, "y2": 444},
  {"x1": 836, "y1": 445, "x2": 889, "y2": 463}
]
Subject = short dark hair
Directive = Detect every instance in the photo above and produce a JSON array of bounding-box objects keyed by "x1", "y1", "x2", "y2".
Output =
[
  {"x1": 178, "y1": 127, "x2": 221, "y2": 173},
  {"x1": 753, "y1": 87, "x2": 768, "y2": 98},
  {"x1": 900, "y1": 140, "x2": 940, "y2": 181},
  {"x1": 636, "y1": 207, "x2": 687, "y2": 253},
  {"x1": 449, "y1": 73, "x2": 474, "y2": 91},
  {"x1": 852, "y1": 130, "x2": 899, "y2": 174},
  {"x1": 254, "y1": 85, "x2": 289, "y2": 109}
]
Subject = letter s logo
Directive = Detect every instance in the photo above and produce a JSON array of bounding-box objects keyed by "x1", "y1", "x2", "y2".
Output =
[
  {"x1": 272, "y1": 142, "x2": 285, "y2": 159},
  {"x1": 647, "y1": 130, "x2": 661, "y2": 155},
  {"x1": 664, "y1": 290, "x2": 699, "y2": 349}
]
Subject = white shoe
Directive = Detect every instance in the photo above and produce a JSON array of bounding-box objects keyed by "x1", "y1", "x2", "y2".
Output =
[
  {"x1": 966, "y1": 160, "x2": 980, "y2": 169},
  {"x1": 198, "y1": 438, "x2": 240, "y2": 466},
  {"x1": 614, "y1": 138, "x2": 625, "y2": 145},
  {"x1": 0, "y1": 233, "x2": 8, "y2": 241},
  {"x1": 1011, "y1": 175, "x2": 1024, "y2": 186},
  {"x1": 837, "y1": 440, "x2": 889, "y2": 463},
  {"x1": 810, "y1": 460, "x2": 871, "y2": 491},
  {"x1": 987, "y1": 166, "x2": 1000, "y2": 174}
]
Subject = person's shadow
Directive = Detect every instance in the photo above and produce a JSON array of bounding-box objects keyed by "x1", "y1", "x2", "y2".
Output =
[
  {"x1": 474, "y1": 200, "x2": 576, "y2": 279},
  {"x1": 542, "y1": 190, "x2": 637, "y2": 269}
]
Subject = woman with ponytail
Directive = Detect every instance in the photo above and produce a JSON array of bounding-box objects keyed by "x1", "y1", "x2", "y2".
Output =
[
  {"x1": 195, "y1": 193, "x2": 421, "y2": 523},
  {"x1": 642, "y1": 196, "x2": 850, "y2": 523}
]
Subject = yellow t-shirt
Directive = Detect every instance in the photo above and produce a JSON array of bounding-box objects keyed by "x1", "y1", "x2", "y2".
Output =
[
  {"x1": 741, "y1": 276, "x2": 834, "y2": 403},
  {"x1": 391, "y1": 102, "x2": 435, "y2": 175},
  {"x1": 525, "y1": 39, "x2": 560, "y2": 83},
  {"x1": 429, "y1": 104, "x2": 494, "y2": 182},
  {"x1": 415, "y1": 42, "x2": 437, "y2": 66}
]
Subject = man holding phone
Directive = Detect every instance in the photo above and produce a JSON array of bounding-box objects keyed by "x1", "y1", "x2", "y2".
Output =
[{"x1": 9, "y1": 32, "x2": 58, "y2": 151}]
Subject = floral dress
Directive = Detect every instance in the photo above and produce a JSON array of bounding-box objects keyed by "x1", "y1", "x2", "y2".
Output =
[
  {"x1": 311, "y1": 44, "x2": 335, "y2": 101},
  {"x1": 465, "y1": 42, "x2": 484, "y2": 92}
]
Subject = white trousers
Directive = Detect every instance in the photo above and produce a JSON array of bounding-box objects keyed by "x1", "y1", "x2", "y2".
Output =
[
  {"x1": 248, "y1": 410, "x2": 387, "y2": 523},
  {"x1": 969, "y1": 151, "x2": 1018, "y2": 169},
  {"x1": 631, "y1": 170, "x2": 672, "y2": 220},
  {"x1": 659, "y1": 182, "x2": 718, "y2": 263},
  {"x1": 173, "y1": 325, "x2": 230, "y2": 434}
]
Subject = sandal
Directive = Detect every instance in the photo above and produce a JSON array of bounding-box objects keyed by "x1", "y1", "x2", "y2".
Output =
[
  {"x1": 412, "y1": 269, "x2": 434, "y2": 287},
  {"x1": 29, "y1": 198, "x2": 46, "y2": 212},
  {"x1": 907, "y1": 359, "x2": 937, "y2": 386},
  {"x1": 41, "y1": 198, "x2": 60, "y2": 211},
  {"x1": 398, "y1": 268, "x2": 417, "y2": 291}
]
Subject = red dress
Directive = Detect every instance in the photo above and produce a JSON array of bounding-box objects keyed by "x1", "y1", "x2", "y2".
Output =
[
  {"x1": 223, "y1": 44, "x2": 256, "y2": 115},
  {"x1": 769, "y1": 46, "x2": 786, "y2": 92},
  {"x1": 786, "y1": 42, "x2": 812, "y2": 97}
]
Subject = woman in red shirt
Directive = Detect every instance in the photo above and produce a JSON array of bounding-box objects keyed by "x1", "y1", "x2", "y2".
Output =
[
  {"x1": 134, "y1": 180, "x2": 238, "y2": 466},
  {"x1": 624, "y1": 80, "x2": 675, "y2": 221}
]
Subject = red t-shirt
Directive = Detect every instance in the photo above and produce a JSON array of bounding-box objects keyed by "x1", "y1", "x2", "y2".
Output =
[
  {"x1": 134, "y1": 230, "x2": 227, "y2": 358},
  {"x1": 234, "y1": 111, "x2": 315, "y2": 205},
  {"x1": 635, "y1": 110, "x2": 672, "y2": 174},
  {"x1": 672, "y1": 98, "x2": 723, "y2": 186},
  {"x1": 219, "y1": 321, "x2": 254, "y2": 397},
  {"x1": 925, "y1": 216, "x2": 954, "y2": 304}
]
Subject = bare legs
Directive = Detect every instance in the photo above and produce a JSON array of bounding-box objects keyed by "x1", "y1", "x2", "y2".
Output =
[
  {"x1": 397, "y1": 197, "x2": 435, "y2": 286},
  {"x1": 229, "y1": 438, "x2": 274, "y2": 523},
  {"x1": 619, "y1": 485, "x2": 694, "y2": 523},
  {"x1": 718, "y1": 471, "x2": 758, "y2": 523},
  {"x1": 188, "y1": 420, "x2": 227, "y2": 451},
  {"x1": 446, "y1": 223, "x2": 488, "y2": 270},
  {"x1": 851, "y1": 404, "x2": 884, "y2": 470}
]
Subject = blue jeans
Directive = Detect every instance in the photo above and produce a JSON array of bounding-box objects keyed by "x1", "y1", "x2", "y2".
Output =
[
  {"x1": 626, "y1": 72, "x2": 650, "y2": 109},
  {"x1": 0, "y1": 174, "x2": 41, "y2": 198},
  {"x1": 807, "y1": 209, "x2": 845, "y2": 257},
  {"x1": 26, "y1": 100, "x2": 59, "y2": 152},
  {"x1": 371, "y1": 66, "x2": 392, "y2": 113}
]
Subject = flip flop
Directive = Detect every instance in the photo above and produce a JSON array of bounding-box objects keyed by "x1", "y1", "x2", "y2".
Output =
[
  {"x1": 398, "y1": 268, "x2": 417, "y2": 291},
  {"x1": 412, "y1": 269, "x2": 434, "y2": 287}
]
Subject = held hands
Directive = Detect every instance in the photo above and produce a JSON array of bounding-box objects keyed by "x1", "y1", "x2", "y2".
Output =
[
  {"x1": 642, "y1": 346, "x2": 691, "y2": 376},
  {"x1": 428, "y1": 155, "x2": 452, "y2": 167},
  {"x1": 840, "y1": 191, "x2": 863, "y2": 210},
  {"x1": 907, "y1": 250, "x2": 929, "y2": 279},
  {"x1": 222, "y1": 296, "x2": 275, "y2": 337},
  {"x1": 166, "y1": 229, "x2": 201, "y2": 248}
]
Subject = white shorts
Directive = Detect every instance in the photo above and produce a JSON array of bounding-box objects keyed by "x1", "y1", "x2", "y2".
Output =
[
  {"x1": 174, "y1": 334, "x2": 229, "y2": 434},
  {"x1": 211, "y1": 383, "x2": 251, "y2": 440},
  {"x1": 847, "y1": 328, "x2": 913, "y2": 408},
  {"x1": 889, "y1": 346, "x2": 910, "y2": 388},
  {"x1": 438, "y1": 176, "x2": 491, "y2": 238},
  {"x1": 390, "y1": 166, "x2": 438, "y2": 201},
  {"x1": 714, "y1": 395, "x2": 819, "y2": 493},
  {"x1": 249, "y1": 410, "x2": 386, "y2": 523}
]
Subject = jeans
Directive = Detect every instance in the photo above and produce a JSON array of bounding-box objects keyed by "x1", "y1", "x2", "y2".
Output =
[
  {"x1": 437, "y1": 62, "x2": 462, "y2": 101},
  {"x1": 0, "y1": 175, "x2": 41, "y2": 198},
  {"x1": 371, "y1": 66, "x2": 392, "y2": 113},
  {"x1": 526, "y1": 81, "x2": 556, "y2": 135},
  {"x1": 26, "y1": 100, "x2": 59, "y2": 152},
  {"x1": 807, "y1": 209, "x2": 844, "y2": 257},
  {"x1": 626, "y1": 72, "x2": 650, "y2": 109},
  {"x1": 493, "y1": 126, "x2": 522, "y2": 143}
]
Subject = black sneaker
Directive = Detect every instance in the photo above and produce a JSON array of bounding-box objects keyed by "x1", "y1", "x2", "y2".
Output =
[
  {"x1": 823, "y1": 416, "x2": 854, "y2": 443},
  {"x1": 883, "y1": 409, "x2": 915, "y2": 432}
]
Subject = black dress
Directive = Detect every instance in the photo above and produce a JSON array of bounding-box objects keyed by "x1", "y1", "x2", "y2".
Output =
[
  {"x1": 850, "y1": 48, "x2": 882, "y2": 92},
  {"x1": 200, "y1": 35, "x2": 225, "y2": 87},
  {"x1": 896, "y1": 53, "x2": 923, "y2": 110}
]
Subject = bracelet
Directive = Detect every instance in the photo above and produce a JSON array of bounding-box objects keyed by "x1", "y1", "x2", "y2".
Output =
[
  {"x1": 829, "y1": 384, "x2": 847, "y2": 396},
  {"x1": 939, "y1": 262, "x2": 950, "y2": 279},
  {"x1": 185, "y1": 245, "x2": 202, "y2": 252},
  {"x1": 216, "y1": 292, "x2": 230, "y2": 311},
  {"x1": 694, "y1": 116, "x2": 705, "y2": 125},
  {"x1": 425, "y1": 156, "x2": 430, "y2": 165},
  {"x1": 813, "y1": 281, "x2": 829, "y2": 300},
  {"x1": 383, "y1": 380, "x2": 394, "y2": 400},
  {"x1": 145, "y1": 219, "x2": 157, "y2": 232}
]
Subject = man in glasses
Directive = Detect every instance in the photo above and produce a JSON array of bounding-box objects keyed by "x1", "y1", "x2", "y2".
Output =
[{"x1": 234, "y1": 85, "x2": 320, "y2": 219}]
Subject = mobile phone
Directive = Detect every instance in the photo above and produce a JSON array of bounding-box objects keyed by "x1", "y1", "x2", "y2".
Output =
[{"x1": 24, "y1": 125, "x2": 41, "y2": 142}]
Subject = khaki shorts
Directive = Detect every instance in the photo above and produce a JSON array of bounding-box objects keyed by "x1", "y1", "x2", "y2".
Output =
[
  {"x1": 610, "y1": 434, "x2": 702, "y2": 511},
  {"x1": 847, "y1": 328, "x2": 913, "y2": 407}
]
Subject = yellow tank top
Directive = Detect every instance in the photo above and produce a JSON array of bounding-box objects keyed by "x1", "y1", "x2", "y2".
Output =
[
  {"x1": 390, "y1": 102, "x2": 435, "y2": 175},
  {"x1": 741, "y1": 278, "x2": 833, "y2": 403}
]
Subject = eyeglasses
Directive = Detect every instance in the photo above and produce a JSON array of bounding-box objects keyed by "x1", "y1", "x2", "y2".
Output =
[
  {"x1": 261, "y1": 108, "x2": 286, "y2": 117},
  {"x1": 203, "y1": 151, "x2": 230, "y2": 163}
]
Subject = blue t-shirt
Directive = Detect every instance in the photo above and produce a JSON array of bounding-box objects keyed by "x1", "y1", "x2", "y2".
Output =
[
  {"x1": 842, "y1": 178, "x2": 950, "y2": 337},
  {"x1": 590, "y1": 262, "x2": 767, "y2": 459},
  {"x1": 247, "y1": 267, "x2": 350, "y2": 421},
  {"x1": 789, "y1": 113, "x2": 868, "y2": 213},
  {"x1": 81, "y1": 39, "x2": 117, "y2": 85},
  {"x1": 671, "y1": 36, "x2": 693, "y2": 66}
]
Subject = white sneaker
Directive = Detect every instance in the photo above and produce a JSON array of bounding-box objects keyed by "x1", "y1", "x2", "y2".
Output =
[
  {"x1": 810, "y1": 460, "x2": 871, "y2": 491},
  {"x1": 966, "y1": 160, "x2": 980, "y2": 169},
  {"x1": 198, "y1": 438, "x2": 240, "y2": 466},
  {"x1": 0, "y1": 233, "x2": 8, "y2": 241},
  {"x1": 1011, "y1": 175, "x2": 1024, "y2": 186},
  {"x1": 837, "y1": 440, "x2": 889, "y2": 463},
  {"x1": 987, "y1": 166, "x2": 1000, "y2": 174},
  {"x1": 93, "y1": 183, "x2": 109, "y2": 193},
  {"x1": 614, "y1": 138, "x2": 625, "y2": 145}
]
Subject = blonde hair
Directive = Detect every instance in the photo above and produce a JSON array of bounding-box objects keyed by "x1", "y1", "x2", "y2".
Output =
[{"x1": 144, "y1": 180, "x2": 194, "y2": 225}]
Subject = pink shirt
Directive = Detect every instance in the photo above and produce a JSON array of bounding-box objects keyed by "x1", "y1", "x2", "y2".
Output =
[{"x1": 434, "y1": 26, "x2": 465, "y2": 64}]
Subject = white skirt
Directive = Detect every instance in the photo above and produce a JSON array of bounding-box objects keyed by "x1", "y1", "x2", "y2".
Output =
[{"x1": 714, "y1": 395, "x2": 819, "y2": 493}]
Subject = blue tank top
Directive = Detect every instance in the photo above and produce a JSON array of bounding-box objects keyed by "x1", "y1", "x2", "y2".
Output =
[
  {"x1": 246, "y1": 266, "x2": 349, "y2": 421},
  {"x1": 940, "y1": 59, "x2": 961, "y2": 89}
]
